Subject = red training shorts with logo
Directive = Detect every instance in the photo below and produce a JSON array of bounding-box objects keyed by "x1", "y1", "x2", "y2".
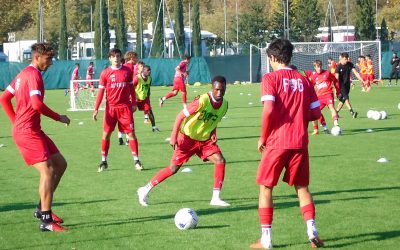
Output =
[
  {"x1": 173, "y1": 77, "x2": 186, "y2": 92},
  {"x1": 171, "y1": 133, "x2": 222, "y2": 166},
  {"x1": 318, "y1": 94, "x2": 334, "y2": 110},
  {"x1": 13, "y1": 129, "x2": 60, "y2": 166},
  {"x1": 256, "y1": 148, "x2": 309, "y2": 187},
  {"x1": 137, "y1": 98, "x2": 151, "y2": 112},
  {"x1": 103, "y1": 105, "x2": 134, "y2": 133}
]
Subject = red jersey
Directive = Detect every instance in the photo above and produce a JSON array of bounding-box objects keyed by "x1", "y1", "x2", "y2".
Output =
[
  {"x1": 6, "y1": 65, "x2": 46, "y2": 131},
  {"x1": 308, "y1": 70, "x2": 340, "y2": 98},
  {"x1": 86, "y1": 65, "x2": 94, "y2": 79},
  {"x1": 98, "y1": 66, "x2": 134, "y2": 108},
  {"x1": 261, "y1": 68, "x2": 319, "y2": 149},
  {"x1": 366, "y1": 60, "x2": 374, "y2": 75},
  {"x1": 174, "y1": 61, "x2": 188, "y2": 79},
  {"x1": 329, "y1": 61, "x2": 337, "y2": 74},
  {"x1": 71, "y1": 67, "x2": 79, "y2": 80}
]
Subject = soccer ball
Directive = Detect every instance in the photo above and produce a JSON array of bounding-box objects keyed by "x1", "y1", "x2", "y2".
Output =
[
  {"x1": 380, "y1": 111, "x2": 387, "y2": 119},
  {"x1": 331, "y1": 126, "x2": 342, "y2": 136},
  {"x1": 174, "y1": 208, "x2": 199, "y2": 230},
  {"x1": 367, "y1": 110, "x2": 375, "y2": 119},
  {"x1": 372, "y1": 111, "x2": 382, "y2": 120}
]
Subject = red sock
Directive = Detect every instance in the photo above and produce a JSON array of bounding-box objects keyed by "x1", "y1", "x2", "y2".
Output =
[
  {"x1": 213, "y1": 163, "x2": 225, "y2": 190},
  {"x1": 313, "y1": 124, "x2": 318, "y2": 130},
  {"x1": 182, "y1": 92, "x2": 187, "y2": 104},
  {"x1": 259, "y1": 207, "x2": 273, "y2": 226},
  {"x1": 165, "y1": 92, "x2": 176, "y2": 99},
  {"x1": 150, "y1": 167, "x2": 174, "y2": 187},
  {"x1": 129, "y1": 139, "x2": 139, "y2": 158},
  {"x1": 319, "y1": 114, "x2": 326, "y2": 126},
  {"x1": 300, "y1": 203, "x2": 315, "y2": 221},
  {"x1": 332, "y1": 115, "x2": 338, "y2": 121},
  {"x1": 101, "y1": 139, "x2": 110, "y2": 160}
]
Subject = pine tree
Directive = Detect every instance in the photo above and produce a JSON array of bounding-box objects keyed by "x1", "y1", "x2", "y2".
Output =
[
  {"x1": 237, "y1": 2, "x2": 268, "y2": 45},
  {"x1": 380, "y1": 18, "x2": 389, "y2": 51},
  {"x1": 355, "y1": 0, "x2": 376, "y2": 40},
  {"x1": 136, "y1": 0, "x2": 145, "y2": 58},
  {"x1": 173, "y1": 0, "x2": 185, "y2": 58},
  {"x1": 94, "y1": 0, "x2": 110, "y2": 59},
  {"x1": 191, "y1": 0, "x2": 201, "y2": 57},
  {"x1": 290, "y1": 0, "x2": 320, "y2": 42},
  {"x1": 58, "y1": 0, "x2": 68, "y2": 60},
  {"x1": 151, "y1": 0, "x2": 164, "y2": 57},
  {"x1": 115, "y1": 0, "x2": 128, "y2": 54}
]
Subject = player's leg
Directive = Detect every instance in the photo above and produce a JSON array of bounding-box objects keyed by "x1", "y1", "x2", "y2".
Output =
[
  {"x1": 120, "y1": 106, "x2": 143, "y2": 170},
  {"x1": 317, "y1": 102, "x2": 329, "y2": 133},
  {"x1": 311, "y1": 120, "x2": 319, "y2": 135},
  {"x1": 206, "y1": 153, "x2": 230, "y2": 206},
  {"x1": 148, "y1": 109, "x2": 160, "y2": 132},
  {"x1": 117, "y1": 131, "x2": 124, "y2": 145},
  {"x1": 344, "y1": 99, "x2": 357, "y2": 118},
  {"x1": 327, "y1": 103, "x2": 339, "y2": 127},
  {"x1": 98, "y1": 109, "x2": 116, "y2": 172},
  {"x1": 126, "y1": 131, "x2": 143, "y2": 171},
  {"x1": 159, "y1": 89, "x2": 179, "y2": 107}
]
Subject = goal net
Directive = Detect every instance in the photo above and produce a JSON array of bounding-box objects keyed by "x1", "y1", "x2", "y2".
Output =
[
  {"x1": 260, "y1": 41, "x2": 381, "y2": 80},
  {"x1": 68, "y1": 79, "x2": 105, "y2": 111}
]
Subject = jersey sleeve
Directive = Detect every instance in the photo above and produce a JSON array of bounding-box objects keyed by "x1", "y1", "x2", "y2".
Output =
[
  {"x1": 260, "y1": 74, "x2": 276, "y2": 104},
  {"x1": 99, "y1": 70, "x2": 107, "y2": 89},
  {"x1": 27, "y1": 71, "x2": 44, "y2": 98}
]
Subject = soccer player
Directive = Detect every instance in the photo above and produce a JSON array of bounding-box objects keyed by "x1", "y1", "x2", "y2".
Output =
[
  {"x1": 365, "y1": 54, "x2": 383, "y2": 87},
  {"x1": 389, "y1": 52, "x2": 400, "y2": 86},
  {"x1": 86, "y1": 61, "x2": 95, "y2": 97},
  {"x1": 65, "y1": 63, "x2": 80, "y2": 96},
  {"x1": 335, "y1": 52, "x2": 365, "y2": 118},
  {"x1": 159, "y1": 55, "x2": 191, "y2": 108},
  {"x1": 0, "y1": 42, "x2": 71, "y2": 232},
  {"x1": 93, "y1": 48, "x2": 144, "y2": 172},
  {"x1": 327, "y1": 57, "x2": 337, "y2": 74},
  {"x1": 309, "y1": 60, "x2": 340, "y2": 135},
  {"x1": 134, "y1": 65, "x2": 160, "y2": 132},
  {"x1": 250, "y1": 39, "x2": 323, "y2": 249},
  {"x1": 356, "y1": 55, "x2": 368, "y2": 92},
  {"x1": 137, "y1": 76, "x2": 230, "y2": 207}
]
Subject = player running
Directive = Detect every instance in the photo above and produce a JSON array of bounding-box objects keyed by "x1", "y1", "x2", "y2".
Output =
[
  {"x1": 250, "y1": 39, "x2": 323, "y2": 249},
  {"x1": 93, "y1": 48, "x2": 144, "y2": 172},
  {"x1": 0, "y1": 43, "x2": 71, "y2": 232},
  {"x1": 327, "y1": 57, "x2": 337, "y2": 74},
  {"x1": 137, "y1": 76, "x2": 230, "y2": 207},
  {"x1": 309, "y1": 60, "x2": 341, "y2": 135},
  {"x1": 86, "y1": 62, "x2": 95, "y2": 97},
  {"x1": 365, "y1": 54, "x2": 383, "y2": 88},
  {"x1": 159, "y1": 55, "x2": 191, "y2": 108}
]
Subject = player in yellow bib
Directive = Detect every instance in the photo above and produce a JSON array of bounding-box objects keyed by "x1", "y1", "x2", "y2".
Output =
[{"x1": 137, "y1": 76, "x2": 230, "y2": 207}]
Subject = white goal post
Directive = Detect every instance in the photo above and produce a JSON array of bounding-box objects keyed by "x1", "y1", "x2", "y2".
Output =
[
  {"x1": 68, "y1": 79, "x2": 105, "y2": 111},
  {"x1": 250, "y1": 41, "x2": 382, "y2": 82}
]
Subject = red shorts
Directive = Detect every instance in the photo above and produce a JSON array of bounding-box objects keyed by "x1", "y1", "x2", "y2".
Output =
[
  {"x1": 360, "y1": 74, "x2": 368, "y2": 82},
  {"x1": 171, "y1": 133, "x2": 222, "y2": 166},
  {"x1": 86, "y1": 76, "x2": 93, "y2": 86},
  {"x1": 73, "y1": 82, "x2": 79, "y2": 90},
  {"x1": 173, "y1": 77, "x2": 186, "y2": 92},
  {"x1": 103, "y1": 105, "x2": 134, "y2": 133},
  {"x1": 256, "y1": 148, "x2": 309, "y2": 187},
  {"x1": 13, "y1": 129, "x2": 59, "y2": 166},
  {"x1": 318, "y1": 94, "x2": 334, "y2": 110},
  {"x1": 366, "y1": 74, "x2": 374, "y2": 82},
  {"x1": 137, "y1": 98, "x2": 151, "y2": 112}
]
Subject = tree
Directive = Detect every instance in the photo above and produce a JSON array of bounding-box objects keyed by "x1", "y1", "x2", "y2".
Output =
[
  {"x1": 354, "y1": 0, "x2": 376, "y2": 40},
  {"x1": 136, "y1": 0, "x2": 145, "y2": 58},
  {"x1": 94, "y1": 0, "x2": 110, "y2": 59},
  {"x1": 191, "y1": 0, "x2": 201, "y2": 57},
  {"x1": 0, "y1": 0, "x2": 33, "y2": 43},
  {"x1": 290, "y1": 0, "x2": 320, "y2": 42},
  {"x1": 237, "y1": 2, "x2": 269, "y2": 45},
  {"x1": 151, "y1": 0, "x2": 164, "y2": 57},
  {"x1": 58, "y1": 0, "x2": 68, "y2": 60},
  {"x1": 115, "y1": 0, "x2": 128, "y2": 54},
  {"x1": 268, "y1": 0, "x2": 285, "y2": 40},
  {"x1": 173, "y1": 0, "x2": 185, "y2": 58},
  {"x1": 380, "y1": 18, "x2": 389, "y2": 51}
]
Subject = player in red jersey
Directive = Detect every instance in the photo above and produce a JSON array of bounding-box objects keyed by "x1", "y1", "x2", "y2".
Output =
[
  {"x1": 0, "y1": 43, "x2": 71, "y2": 232},
  {"x1": 250, "y1": 39, "x2": 323, "y2": 249},
  {"x1": 86, "y1": 62, "x2": 95, "y2": 97},
  {"x1": 137, "y1": 76, "x2": 230, "y2": 207},
  {"x1": 65, "y1": 63, "x2": 80, "y2": 96},
  {"x1": 365, "y1": 54, "x2": 383, "y2": 88},
  {"x1": 93, "y1": 48, "x2": 144, "y2": 172},
  {"x1": 327, "y1": 57, "x2": 337, "y2": 74},
  {"x1": 309, "y1": 60, "x2": 340, "y2": 135},
  {"x1": 159, "y1": 55, "x2": 191, "y2": 108}
]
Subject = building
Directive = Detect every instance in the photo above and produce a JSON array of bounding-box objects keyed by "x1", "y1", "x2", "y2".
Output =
[
  {"x1": 316, "y1": 26, "x2": 355, "y2": 42},
  {"x1": 3, "y1": 40, "x2": 37, "y2": 62}
]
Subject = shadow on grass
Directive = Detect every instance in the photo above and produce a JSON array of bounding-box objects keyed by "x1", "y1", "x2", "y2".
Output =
[
  {"x1": 343, "y1": 126, "x2": 400, "y2": 135},
  {"x1": 219, "y1": 135, "x2": 259, "y2": 141},
  {"x1": 326, "y1": 230, "x2": 400, "y2": 248}
]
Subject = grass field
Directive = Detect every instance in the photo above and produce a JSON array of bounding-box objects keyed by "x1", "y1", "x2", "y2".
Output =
[{"x1": 0, "y1": 83, "x2": 399, "y2": 249}]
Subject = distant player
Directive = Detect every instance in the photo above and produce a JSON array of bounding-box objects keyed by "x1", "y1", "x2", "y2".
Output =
[
  {"x1": 389, "y1": 52, "x2": 400, "y2": 86},
  {"x1": 365, "y1": 54, "x2": 383, "y2": 88},
  {"x1": 93, "y1": 48, "x2": 144, "y2": 172},
  {"x1": 86, "y1": 62, "x2": 95, "y2": 97},
  {"x1": 65, "y1": 63, "x2": 80, "y2": 96},
  {"x1": 134, "y1": 65, "x2": 160, "y2": 132},
  {"x1": 0, "y1": 43, "x2": 71, "y2": 232},
  {"x1": 309, "y1": 60, "x2": 340, "y2": 135},
  {"x1": 356, "y1": 55, "x2": 368, "y2": 91},
  {"x1": 137, "y1": 76, "x2": 230, "y2": 207},
  {"x1": 250, "y1": 39, "x2": 323, "y2": 249},
  {"x1": 159, "y1": 55, "x2": 191, "y2": 108},
  {"x1": 327, "y1": 57, "x2": 337, "y2": 74},
  {"x1": 335, "y1": 52, "x2": 365, "y2": 118}
]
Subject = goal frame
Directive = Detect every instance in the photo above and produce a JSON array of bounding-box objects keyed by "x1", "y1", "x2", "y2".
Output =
[{"x1": 68, "y1": 79, "x2": 103, "y2": 111}]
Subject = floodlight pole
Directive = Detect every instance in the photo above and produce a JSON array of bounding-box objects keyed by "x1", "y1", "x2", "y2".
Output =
[
  {"x1": 100, "y1": 0, "x2": 103, "y2": 59},
  {"x1": 236, "y1": 0, "x2": 239, "y2": 54},
  {"x1": 224, "y1": 0, "x2": 227, "y2": 55}
]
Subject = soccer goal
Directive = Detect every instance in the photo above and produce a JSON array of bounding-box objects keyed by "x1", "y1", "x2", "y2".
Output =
[
  {"x1": 68, "y1": 79, "x2": 104, "y2": 111},
  {"x1": 251, "y1": 41, "x2": 382, "y2": 82}
]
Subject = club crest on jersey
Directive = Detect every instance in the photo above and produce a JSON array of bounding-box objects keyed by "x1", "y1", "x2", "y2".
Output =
[{"x1": 110, "y1": 74, "x2": 116, "y2": 83}]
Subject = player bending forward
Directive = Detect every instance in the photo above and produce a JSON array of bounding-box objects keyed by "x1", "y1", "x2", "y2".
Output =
[
  {"x1": 138, "y1": 76, "x2": 230, "y2": 207},
  {"x1": 309, "y1": 60, "x2": 341, "y2": 135},
  {"x1": 0, "y1": 43, "x2": 71, "y2": 232},
  {"x1": 250, "y1": 39, "x2": 323, "y2": 249},
  {"x1": 93, "y1": 48, "x2": 144, "y2": 172}
]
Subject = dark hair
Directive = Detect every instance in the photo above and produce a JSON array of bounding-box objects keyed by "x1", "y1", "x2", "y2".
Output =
[
  {"x1": 313, "y1": 60, "x2": 322, "y2": 67},
  {"x1": 143, "y1": 65, "x2": 151, "y2": 71},
  {"x1": 212, "y1": 75, "x2": 226, "y2": 86},
  {"x1": 75, "y1": 63, "x2": 80, "y2": 67},
  {"x1": 358, "y1": 55, "x2": 365, "y2": 59},
  {"x1": 183, "y1": 54, "x2": 191, "y2": 60},
  {"x1": 267, "y1": 39, "x2": 293, "y2": 65},
  {"x1": 109, "y1": 48, "x2": 122, "y2": 57},
  {"x1": 137, "y1": 60, "x2": 145, "y2": 66},
  {"x1": 89, "y1": 62, "x2": 94, "y2": 65},
  {"x1": 365, "y1": 54, "x2": 371, "y2": 58},
  {"x1": 328, "y1": 57, "x2": 333, "y2": 60},
  {"x1": 31, "y1": 42, "x2": 56, "y2": 57},
  {"x1": 340, "y1": 52, "x2": 349, "y2": 59}
]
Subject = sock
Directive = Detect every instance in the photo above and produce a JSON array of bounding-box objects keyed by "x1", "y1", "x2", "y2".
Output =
[
  {"x1": 118, "y1": 132, "x2": 123, "y2": 139},
  {"x1": 212, "y1": 189, "x2": 221, "y2": 200},
  {"x1": 306, "y1": 219, "x2": 318, "y2": 239},
  {"x1": 213, "y1": 163, "x2": 225, "y2": 190},
  {"x1": 41, "y1": 210, "x2": 53, "y2": 223},
  {"x1": 101, "y1": 139, "x2": 110, "y2": 162},
  {"x1": 152, "y1": 126, "x2": 157, "y2": 129},
  {"x1": 259, "y1": 207, "x2": 273, "y2": 242},
  {"x1": 313, "y1": 124, "x2": 318, "y2": 130},
  {"x1": 349, "y1": 109, "x2": 354, "y2": 114},
  {"x1": 333, "y1": 115, "x2": 339, "y2": 126},
  {"x1": 182, "y1": 92, "x2": 187, "y2": 104},
  {"x1": 150, "y1": 167, "x2": 174, "y2": 187},
  {"x1": 144, "y1": 114, "x2": 149, "y2": 119},
  {"x1": 319, "y1": 114, "x2": 326, "y2": 127},
  {"x1": 301, "y1": 203, "x2": 315, "y2": 221},
  {"x1": 129, "y1": 139, "x2": 139, "y2": 160},
  {"x1": 165, "y1": 92, "x2": 175, "y2": 99}
]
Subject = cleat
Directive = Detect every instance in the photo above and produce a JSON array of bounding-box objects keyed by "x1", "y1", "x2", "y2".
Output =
[
  {"x1": 323, "y1": 129, "x2": 330, "y2": 134},
  {"x1": 40, "y1": 222, "x2": 67, "y2": 232},
  {"x1": 152, "y1": 127, "x2": 160, "y2": 132},
  {"x1": 310, "y1": 236, "x2": 324, "y2": 248},
  {"x1": 250, "y1": 239, "x2": 273, "y2": 249},
  {"x1": 118, "y1": 138, "x2": 124, "y2": 145},
  {"x1": 125, "y1": 139, "x2": 129, "y2": 146},
  {"x1": 134, "y1": 160, "x2": 144, "y2": 171},
  {"x1": 137, "y1": 187, "x2": 149, "y2": 206},
  {"x1": 311, "y1": 130, "x2": 319, "y2": 135},
  {"x1": 98, "y1": 161, "x2": 108, "y2": 172},
  {"x1": 144, "y1": 118, "x2": 150, "y2": 124},
  {"x1": 34, "y1": 210, "x2": 64, "y2": 224},
  {"x1": 210, "y1": 198, "x2": 230, "y2": 207},
  {"x1": 159, "y1": 97, "x2": 164, "y2": 107},
  {"x1": 64, "y1": 89, "x2": 68, "y2": 96},
  {"x1": 352, "y1": 111, "x2": 358, "y2": 119}
]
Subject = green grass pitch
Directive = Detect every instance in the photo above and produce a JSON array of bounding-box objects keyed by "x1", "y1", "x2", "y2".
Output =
[{"x1": 0, "y1": 83, "x2": 399, "y2": 249}]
